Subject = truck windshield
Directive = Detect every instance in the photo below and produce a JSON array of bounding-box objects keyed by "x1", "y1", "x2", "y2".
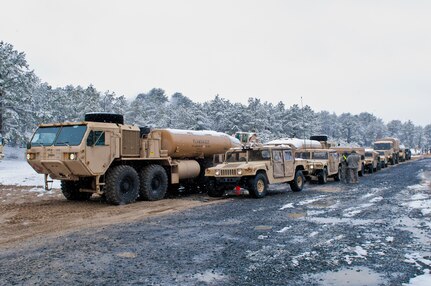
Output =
[
  {"x1": 377, "y1": 151, "x2": 385, "y2": 155},
  {"x1": 31, "y1": 125, "x2": 87, "y2": 146},
  {"x1": 312, "y1": 152, "x2": 328, "y2": 159},
  {"x1": 365, "y1": 152, "x2": 373, "y2": 157},
  {"x1": 374, "y1": 143, "x2": 391, "y2": 150},
  {"x1": 225, "y1": 151, "x2": 246, "y2": 162}
]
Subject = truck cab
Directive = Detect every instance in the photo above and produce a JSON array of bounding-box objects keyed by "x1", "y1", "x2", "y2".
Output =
[
  {"x1": 373, "y1": 138, "x2": 400, "y2": 165},
  {"x1": 364, "y1": 148, "x2": 381, "y2": 173},
  {"x1": 205, "y1": 144, "x2": 306, "y2": 198}
]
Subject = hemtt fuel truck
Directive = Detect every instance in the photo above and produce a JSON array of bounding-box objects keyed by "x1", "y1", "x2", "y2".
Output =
[{"x1": 26, "y1": 113, "x2": 240, "y2": 205}]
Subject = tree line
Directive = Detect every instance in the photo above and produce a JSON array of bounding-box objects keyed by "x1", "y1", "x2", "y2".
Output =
[{"x1": 1, "y1": 41, "x2": 430, "y2": 151}]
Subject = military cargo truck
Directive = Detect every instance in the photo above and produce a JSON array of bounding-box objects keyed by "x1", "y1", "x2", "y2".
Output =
[
  {"x1": 364, "y1": 148, "x2": 381, "y2": 173},
  {"x1": 205, "y1": 144, "x2": 306, "y2": 198},
  {"x1": 373, "y1": 137, "x2": 400, "y2": 165},
  {"x1": 26, "y1": 113, "x2": 240, "y2": 205}
]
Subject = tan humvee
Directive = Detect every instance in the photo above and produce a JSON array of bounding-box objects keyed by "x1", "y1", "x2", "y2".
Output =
[
  {"x1": 376, "y1": 150, "x2": 390, "y2": 168},
  {"x1": 364, "y1": 148, "x2": 381, "y2": 173},
  {"x1": 26, "y1": 113, "x2": 240, "y2": 205},
  {"x1": 205, "y1": 144, "x2": 307, "y2": 198},
  {"x1": 332, "y1": 147, "x2": 366, "y2": 177},
  {"x1": 295, "y1": 148, "x2": 341, "y2": 184}
]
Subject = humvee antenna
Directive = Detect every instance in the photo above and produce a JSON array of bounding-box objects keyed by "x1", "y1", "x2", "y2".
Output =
[{"x1": 301, "y1": 96, "x2": 306, "y2": 150}]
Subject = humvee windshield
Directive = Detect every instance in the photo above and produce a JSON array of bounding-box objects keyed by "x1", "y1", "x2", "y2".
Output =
[
  {"x1": 225, "y1": 149, "x2": 270, "y2": 162},
  {"x1": 312, "y1": 152, "x2": 328, "y2": 159},
  {"x1": 365, "y1": 152, "x2": 373, "y2": 157},
  {"x1": 31, "y1": 125, "x2": 87, "y2": 146},
  {"x1": 374, "y1": 143, "x2": 391, "y2": 150},
  {"x1": 377, "y1": 151, "x2": 385, "y2": 155},
  {"x1": 295, "y1": 152, "x2": 311, "y2": 159}
]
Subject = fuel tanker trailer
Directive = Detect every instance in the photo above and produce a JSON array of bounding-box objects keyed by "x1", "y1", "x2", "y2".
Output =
[{"x1": 26, "y1": 113, "x2": 240, "y2": 205}]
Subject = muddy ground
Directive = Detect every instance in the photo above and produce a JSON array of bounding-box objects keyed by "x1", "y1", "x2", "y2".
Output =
[{"x1": 1, "y1": 158, "x2": 430, "y2": 285}]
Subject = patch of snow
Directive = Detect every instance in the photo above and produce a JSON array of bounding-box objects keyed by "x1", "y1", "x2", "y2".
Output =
[
  {"x1": 403, "y1": 269, "x2": 431, "y2": 286},
  {"x1": 307, "y1": 210, "x2": 326, "y2": 216},
  {"x1": 276, "y1": 226, "x2": 291, "y2": 233},
  {"x1": 370, "y1": 196, "x2": 383, "y2": 203},
  {"x1": 385, "y1": 236, "x2": 394, "y2": 243},
  {"x1": 407, "y1": 184, "x2": 429, "y2": 191},
  {"x1": 258, "y1": 235, "x2": 268, "y2": 240},
  {"x1": 297, "y1": 196, "x2": 327, "y2": 206},
  {"x1": 280, "y1": 203, "x2": 295, "y2": 210},
  {"x1": 309, "y1": 231, "x2": 319, "y2": 237}
]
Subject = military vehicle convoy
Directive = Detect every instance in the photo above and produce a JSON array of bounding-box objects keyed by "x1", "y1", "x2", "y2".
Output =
[
  {"x1": 373, "y1": 137, "x2": 400, "y2": 165},
  {"x1": 26, "y1": 113, "x2": 240, "y2": 204},
  {"x1": 205, "y1": 144, "x2": 306, "y2": 198}
]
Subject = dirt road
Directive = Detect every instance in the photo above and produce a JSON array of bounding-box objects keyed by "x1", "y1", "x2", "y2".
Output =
[
  {"x1": 1, "y1": 158, "x2": 430, "y2": 285},
  {"x1": 0, "y1": 186, "x2": 221, "y2": 249}
]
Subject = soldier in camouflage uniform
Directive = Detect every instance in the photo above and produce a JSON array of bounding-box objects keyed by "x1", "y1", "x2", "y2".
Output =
[{"x1": 347, "y1": 150, "x2": 361, "y2": 184}]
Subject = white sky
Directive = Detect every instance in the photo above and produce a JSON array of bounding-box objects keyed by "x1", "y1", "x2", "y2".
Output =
[{"x1": 1, "y1": 0, "x2": 430, "y2": 126}]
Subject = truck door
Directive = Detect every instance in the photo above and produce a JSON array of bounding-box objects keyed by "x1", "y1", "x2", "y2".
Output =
[
  {"x1": 328, "y1": 152, "x2": 338, "y2": 174},
  {"x1": 85, "y1": 130, "x2": 114, "y2": 174},
  {"x1": 272, "y1": 150, "x2": 284, "y2": 178},
  {"x1": 283, "y1": 150, "x2": 294, "y2": 178}
]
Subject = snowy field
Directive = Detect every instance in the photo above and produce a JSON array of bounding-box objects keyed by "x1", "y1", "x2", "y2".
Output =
[{"x1": 0, "y1": 147, "x2": 60, "y2": 188}]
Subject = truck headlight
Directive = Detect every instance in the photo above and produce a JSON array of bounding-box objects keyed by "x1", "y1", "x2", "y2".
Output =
[
  {"x1": 26, "y1": 153, "x2": 35, "y2": 160},
  {"x1": 65, "y1": 153, "x2": 78, "y2": 160},
  {"x1": 215, "y1": 170, "x2": 220, "y2": 176},
  {"x1": 237, "y1": 169, "x2": 242, "y2": 175},
  {"x1": 309, "y1": 165, "x2": 314, "y2": 169}
]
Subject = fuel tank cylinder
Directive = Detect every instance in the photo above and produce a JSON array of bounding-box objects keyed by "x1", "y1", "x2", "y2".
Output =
[
  {"x1": 153, "y1": 129, "x2": 240, "y2": 159},
  {"x1": 177, "y1": 160, "x2": 201, "y2": 179}
]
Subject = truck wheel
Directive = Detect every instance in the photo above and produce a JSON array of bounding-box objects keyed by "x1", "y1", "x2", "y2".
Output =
[
  {"x1": 290, "y1": 170, "x2": 305, "y2": 192},
  {"x1": 105, "y1": 165, "x2": 140, "y2": 205},
  {"x1": 248, "y1": 173, "x2": 268, "y2": 198},
  {"x1": 333, "y1": 166, "x2": 341, "y2": 182},
  {"x1": 318, "y1": 168, "x2": 327, "y2": 184},
  {"x1": 61, "y1": 181, "x2": 92, "y2": 201},
  {"x1": 207, "y1": 179, "x2": 225, "y2": 197},
  {"x1": 139, "y1": 165, "x2": 168, "y2": 201},
  {"x1": 391, "y1": 157, "x2": 396, "y2": 165}
]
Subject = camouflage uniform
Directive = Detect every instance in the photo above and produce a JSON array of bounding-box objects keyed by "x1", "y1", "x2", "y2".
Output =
[
  {"x1": 340, "y1": 153, "x2": 349, "y2": 183},
  {"x1": 347, "y1": 151, "x2": 360, "y2": 183}
]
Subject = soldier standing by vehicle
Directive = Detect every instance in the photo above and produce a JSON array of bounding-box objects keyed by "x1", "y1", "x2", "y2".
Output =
[
  {"x1": 341, "y1": 152, "x2": 349, "y2": 183},
  {"x1": 347, "y1": 150, "x2": 360, "y2": 184}
]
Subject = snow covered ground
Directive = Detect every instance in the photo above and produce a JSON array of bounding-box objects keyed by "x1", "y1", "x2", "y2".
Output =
[{"x1": 0, "y1": 147, "x2": 60, "y2": 188}]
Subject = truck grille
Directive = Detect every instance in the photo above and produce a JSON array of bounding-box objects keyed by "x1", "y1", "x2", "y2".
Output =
[{"x1": 220, "y1": 169, "x2": 237, "y2": 176}]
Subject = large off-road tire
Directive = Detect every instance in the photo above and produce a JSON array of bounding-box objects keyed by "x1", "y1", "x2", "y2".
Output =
[
  {"x1": 318, "y1": 168, "x2": 328, "y2": 184},
  {"x1": 377, "y1": 162, "x2": 381, "y2": 171},
  {"x1": 290, "y1": 170, "x2": 305, "y2": 192},
  {"x1": 248, "y1": 173, "x2": 268, "y2": 198},
  {"x1": 368, "y1": 165, "x2": 374, "y2": 174},
  {"x1": 104, "y1": 165, "x2": 140, "y2": 205},
  {"x1": 61, "y1": 181, "x2": 92, "y2": 201},
  {"x1": 333, "y1": 166, "x2": 341, "y2": 182},
  {"x1": 391, "y1": 156, "x2": 396, "y2": 165},
  {"x1": 207, "y1": 180, "x2": 225, "y2": 197},
  {"x1": 139, "y1": 165, "x2": 168, "y2": 201}
]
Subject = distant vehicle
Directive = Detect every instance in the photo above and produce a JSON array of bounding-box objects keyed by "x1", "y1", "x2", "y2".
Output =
[
  {"x1": 0, "y1": 135, "x2": 4, "y2": 160},
  {"x1": 373, "y1": 137, "x2": 400, "y2": 165},
  {"x1": 205, "y1": 144, "x2": 306, "y2": 198},
  {"x1": 405, "y1": 148, "x2": 412, "y2": 160},
  {"x1": 26, "y1": 113, "x2": 240, "y2": 205},
  {"x1": 399, "y1": 144, "x2": 406, "y2": 162}
]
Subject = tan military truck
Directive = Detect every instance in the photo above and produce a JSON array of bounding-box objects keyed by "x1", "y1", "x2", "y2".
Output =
[
  {"x1": 266, "y1": 138, "x2": 340, "y2": 184},
  {"x1": 373, "y1": 137, "x2": 400, "y2": 165},
  {"x1": 205, "y1": 144, "x2": 306, "y2": 198},
  {"x1": 376, "y1": 150, "x2": 389, "y2": 168},
  {"x1": 364, "y1": 148, "x2": 381, "y2": 173},
  {"x1": 399, "y1": 144, "x2": 406, "y2": 162},
  {"x1": 26, "y1": 113, "x2": 240, "y2": 205}
]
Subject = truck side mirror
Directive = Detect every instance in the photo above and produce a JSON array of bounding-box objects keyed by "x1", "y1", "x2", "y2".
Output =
[{"x1": 26, "y1": 142, "x2": 31, "y2": 149}]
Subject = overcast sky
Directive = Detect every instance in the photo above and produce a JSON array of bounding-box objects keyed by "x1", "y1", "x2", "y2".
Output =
[{"x1": 1, "y1": 0, "x2": 430, "y2": 126}]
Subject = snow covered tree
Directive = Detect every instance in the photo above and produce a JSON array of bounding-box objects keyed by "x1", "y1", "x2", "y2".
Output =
[{"x1": 0, "y1": 41, "x2": 39, "y2": 145}]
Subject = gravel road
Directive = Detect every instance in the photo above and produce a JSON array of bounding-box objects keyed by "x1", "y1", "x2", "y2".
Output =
[{"x1": 1, "y1": 158, "x2": 430, "y2": 285}]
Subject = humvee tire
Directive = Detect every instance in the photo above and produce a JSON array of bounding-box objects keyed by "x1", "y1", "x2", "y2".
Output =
[
  {"x1": 290, "y1": 170, "x2": 305, "y2": 192},
  {"x1": 368, "y1": 165, "x2": 374, "y2": 173},
  {"x1": 105, "y1": 165, "x2": 140, "y2": 205},
  {"x1": 248, "y1": 173, "x2": 268, "y2": 198},
  {"x1": 207, "y1": 180, "x2": 225, "y2": 197},
  {"x1": 139, "y1": 165, "x2": 168, "y2": 201},
  {"x1": 61, "y1": 181, "x2": 92, "y2": 201},
  {"x1": 318, "y1": 168, "x2": 327, "y2": 184}
]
